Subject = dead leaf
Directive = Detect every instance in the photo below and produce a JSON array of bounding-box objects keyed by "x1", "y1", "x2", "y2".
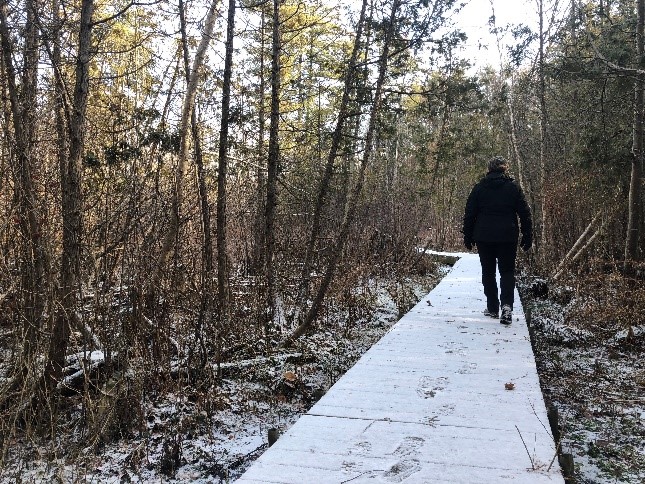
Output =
[
  {"x1": 505, "y1": 382, "x2": 515, "y2": 390},
  {"x1": 284, "y1": 371, "x2": 297, "y2": 382},
  {"x1": 595, "y1": 439, "x2": 610, "y2": 448}
]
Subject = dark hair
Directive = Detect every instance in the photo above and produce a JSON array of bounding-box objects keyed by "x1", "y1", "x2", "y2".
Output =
[{"x1": 488, "y1": 156, "x2": 509, "y2": 173}]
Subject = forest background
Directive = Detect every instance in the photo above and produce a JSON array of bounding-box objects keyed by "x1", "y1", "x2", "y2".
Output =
[{"x1": 0, "y1": 0, "x2": 644, "y2": 481}]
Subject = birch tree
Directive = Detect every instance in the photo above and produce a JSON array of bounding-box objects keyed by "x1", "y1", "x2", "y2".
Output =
[{"x1": 178, "y1": 0, "x2": 214, "y2": 346}]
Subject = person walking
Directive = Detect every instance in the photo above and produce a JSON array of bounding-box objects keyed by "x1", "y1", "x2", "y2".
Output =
[{"x1": 462, "y1": 156, "x2": 533, "y2": 325}]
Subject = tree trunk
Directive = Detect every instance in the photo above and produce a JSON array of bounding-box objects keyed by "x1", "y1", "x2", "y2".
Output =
[
  {"x1": 626, "y1": 0, "x2": 644, "y2": 261},
  {"x1": 507, "y1": 78, "x2": 528, "y2": 193},
  {"x1": 216, "y1": 0, "x2": 236, "y2": 320},
  {"x1": 265, "y1": 0, "x2": 281, "y2": 330},
  {"x1": 0, "y1": 0, "x2": 48, "y2": 370},
  {"x1": 152, "y1": 0, "x2": 221, "y2": 294},
  {"x1": 538, "y1": 0, "x2": 548, "y2": 252},
  {"x1": 296, "y1": 0, "x2": 368, "y2": 319},
  {"x1": 44, "y1": 0, "x2": 94, "y2": 396},
  {"x1": 254, "y1": 8, "x2": 267, "y2": 276},
  {"x1": 288, "y1": 0, "x2": 401, "y2": 343},
  {"x1": 178, "y1": 0, "x2": 214, "y2": 363}
]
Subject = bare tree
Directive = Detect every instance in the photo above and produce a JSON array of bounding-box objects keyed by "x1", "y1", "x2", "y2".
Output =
[
  {"x1": 538, "y1": 0, "x2": 548, "y2": 251},
  {"x1": 44, "y1": 0, "x2": 95, "y2": 399},
  {"x1": 265, "y1": 0, "x2": 281, "y2": 330},
  {"x1": 254, "y1": 8, "x2": 267, "y2": 277},
  {"x1": 152, "y1": 0, "x2": 221, "y2": 294},
  {"x1": 0, "y1": 0, "x2": 49, "y2": 382},
  {"x1": 296, "y1": 0, "x2": 368, "y2": 321},
  {"x1": 217, "y1": 0, "x2": 236, "y2": 321},
  {"x1": 178, "y1": 0, "x2": 215, "y2": 364},
  {"x1": 288, "y1": 0, "x2": 402, "y2": 342},
  {"x1": 626, "y1": 0, "x2": 644, "y2": 262}
]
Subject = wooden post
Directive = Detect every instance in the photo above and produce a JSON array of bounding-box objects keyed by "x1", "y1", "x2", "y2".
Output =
[
  {"x1": 547, "y1": 405, "x2": 560, "y2": 443},
  {"x1": 548, "y1": 404, "x2": 576, "y2": 482},
  {"x1": 559, "y1": 452, "x2": 575, "y2": 482},
  {"x1": 268, "y1": 428, "x2": 280, "y2": 447}
]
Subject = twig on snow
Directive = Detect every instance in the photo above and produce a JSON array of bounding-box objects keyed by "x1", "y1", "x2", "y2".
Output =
[{"x1": 515, "y1": 424, "x2": 536, "y2": 470}]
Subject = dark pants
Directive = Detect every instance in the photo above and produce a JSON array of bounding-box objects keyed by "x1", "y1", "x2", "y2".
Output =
[{"x1": 476, "y1": 241, "x2": 518, "y2": 311}]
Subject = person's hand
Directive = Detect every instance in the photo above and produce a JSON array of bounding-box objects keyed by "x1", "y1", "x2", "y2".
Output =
[
  {"x1": 464, "y1": 237, "x2": 473, "y2": 251},
  {"x1": 520, "y1": 235, "x2": 532, "y2": 252}
]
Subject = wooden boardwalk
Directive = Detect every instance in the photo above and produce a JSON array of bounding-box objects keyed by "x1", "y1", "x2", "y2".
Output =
[{"x1": 237, "y1": 254, "x2": 563, "y2": 483}]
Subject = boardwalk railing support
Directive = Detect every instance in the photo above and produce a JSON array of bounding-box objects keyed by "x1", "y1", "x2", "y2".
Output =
[{"x1": 547, "y1": 405, "x2": 560, "y2": 443}]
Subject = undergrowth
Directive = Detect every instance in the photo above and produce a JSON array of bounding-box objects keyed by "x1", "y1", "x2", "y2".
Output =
[
  {"x1": 0, "y1": 259, "x2": 444, "y2": 483},
  {"x1": 520, "y1": 263, "x2": 645, "y2": 484}
]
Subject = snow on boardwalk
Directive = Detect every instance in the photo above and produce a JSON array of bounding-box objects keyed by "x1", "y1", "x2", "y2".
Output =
[{"x1": 237, "y1": 254, "x2": 562, "y2": 483}]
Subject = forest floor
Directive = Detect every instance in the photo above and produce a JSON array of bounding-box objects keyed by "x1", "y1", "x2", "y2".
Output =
[
  {"x1": 518, "y1": 268, "x2": 645, "y2": 484},
  {"x1": 0, "y1": 267, "x2": 447, "y2": 483},
  {"x1": 2, "y1": 258, "x2": 644, "y2": 483}
]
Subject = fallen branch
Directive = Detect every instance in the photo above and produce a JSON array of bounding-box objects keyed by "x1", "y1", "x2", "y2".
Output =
[
  {"x1": 552, "y1": 211, "x2": 602, "y2": 280},
  {"x1": 215, "y1": 353, "x2": 302, "y2": 370},
  {"x1": 142, "y1": 314, "x2": 180, "y2": 356},
  {"x1": 170, "y1": 352, "x2": 302, "y2": 379},
  {"x1": 59, "y1": 350, "x2": 120, "y2": 396},
  {"x1": 515, "y1": 424, "x2": 537, "y2": 470},
  {"x1": 552, "y1": 186, "x2": 621, "y2": 280}
]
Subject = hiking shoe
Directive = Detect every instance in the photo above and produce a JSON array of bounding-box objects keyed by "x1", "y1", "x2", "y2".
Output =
[
  {"x1": 484, "y1": 308, "x2": 499, "y2": 318},
  {"x1": 500, "y1": 305, "x2": 512, "y2": 325}
]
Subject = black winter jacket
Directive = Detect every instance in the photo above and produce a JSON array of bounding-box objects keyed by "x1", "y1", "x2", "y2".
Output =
[{"x1": 463, "y1": 172, "x2": 532, "y2": 244}]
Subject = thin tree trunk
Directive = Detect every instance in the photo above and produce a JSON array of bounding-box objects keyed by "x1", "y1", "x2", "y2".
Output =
[
  {"x1": 538, "y1": 0, "x2": 548, "y2": 251},
  {"x1": 20, "y1": 0, "x2": 47, "y2": 355},
  {"x1": 254, "y1": 8, "x2": 267, "y2": 275},
  {"x1": 288, "y1": 0, "x2": 401, "y2": 343},
  {"x1": 152, "y1": 0, "x2": 221, "y2": 293},
  {"x1": 507, "y1": 80, "x2": 528, "y2": 193},
  {"x1": 626, "y1": 0, "x2": 644, "y2": 261},
  {"x1": 216, "y1": 0, "x2": 236, "y2": 320},
  {"x1": 406, "y1": 99, "x2": 451, "y2": 270},
  {"x1": 429, "y1": 100, "x2": 450, "y2": 192},
  {"x1": 178, "y1": 0, "x2": 214, "y2": 365},
  {"x1": 552, "y1": 211, "x2": 602, "y2": 280},
  {"x1": 178, "y1": 0, "x2": 213, "y2": 280},
  {"x1": 44, "y1": 0, "x2": 94, "y2": 398},
  {"x1": 570, "y1": 0, "x2": 576, "y2": 41},
  {"x1": 554, "y1": 219, "x2": 608, "y2": 281},
  {"x1": 265, "y1": 0, "x2": 281, "y2": 330},
  {"x1": 0, "y1": 0, "x2": 48, "y2": 375},
  {"x1": 296, "y1": 0, "x2": 368, "y2": 318}
]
